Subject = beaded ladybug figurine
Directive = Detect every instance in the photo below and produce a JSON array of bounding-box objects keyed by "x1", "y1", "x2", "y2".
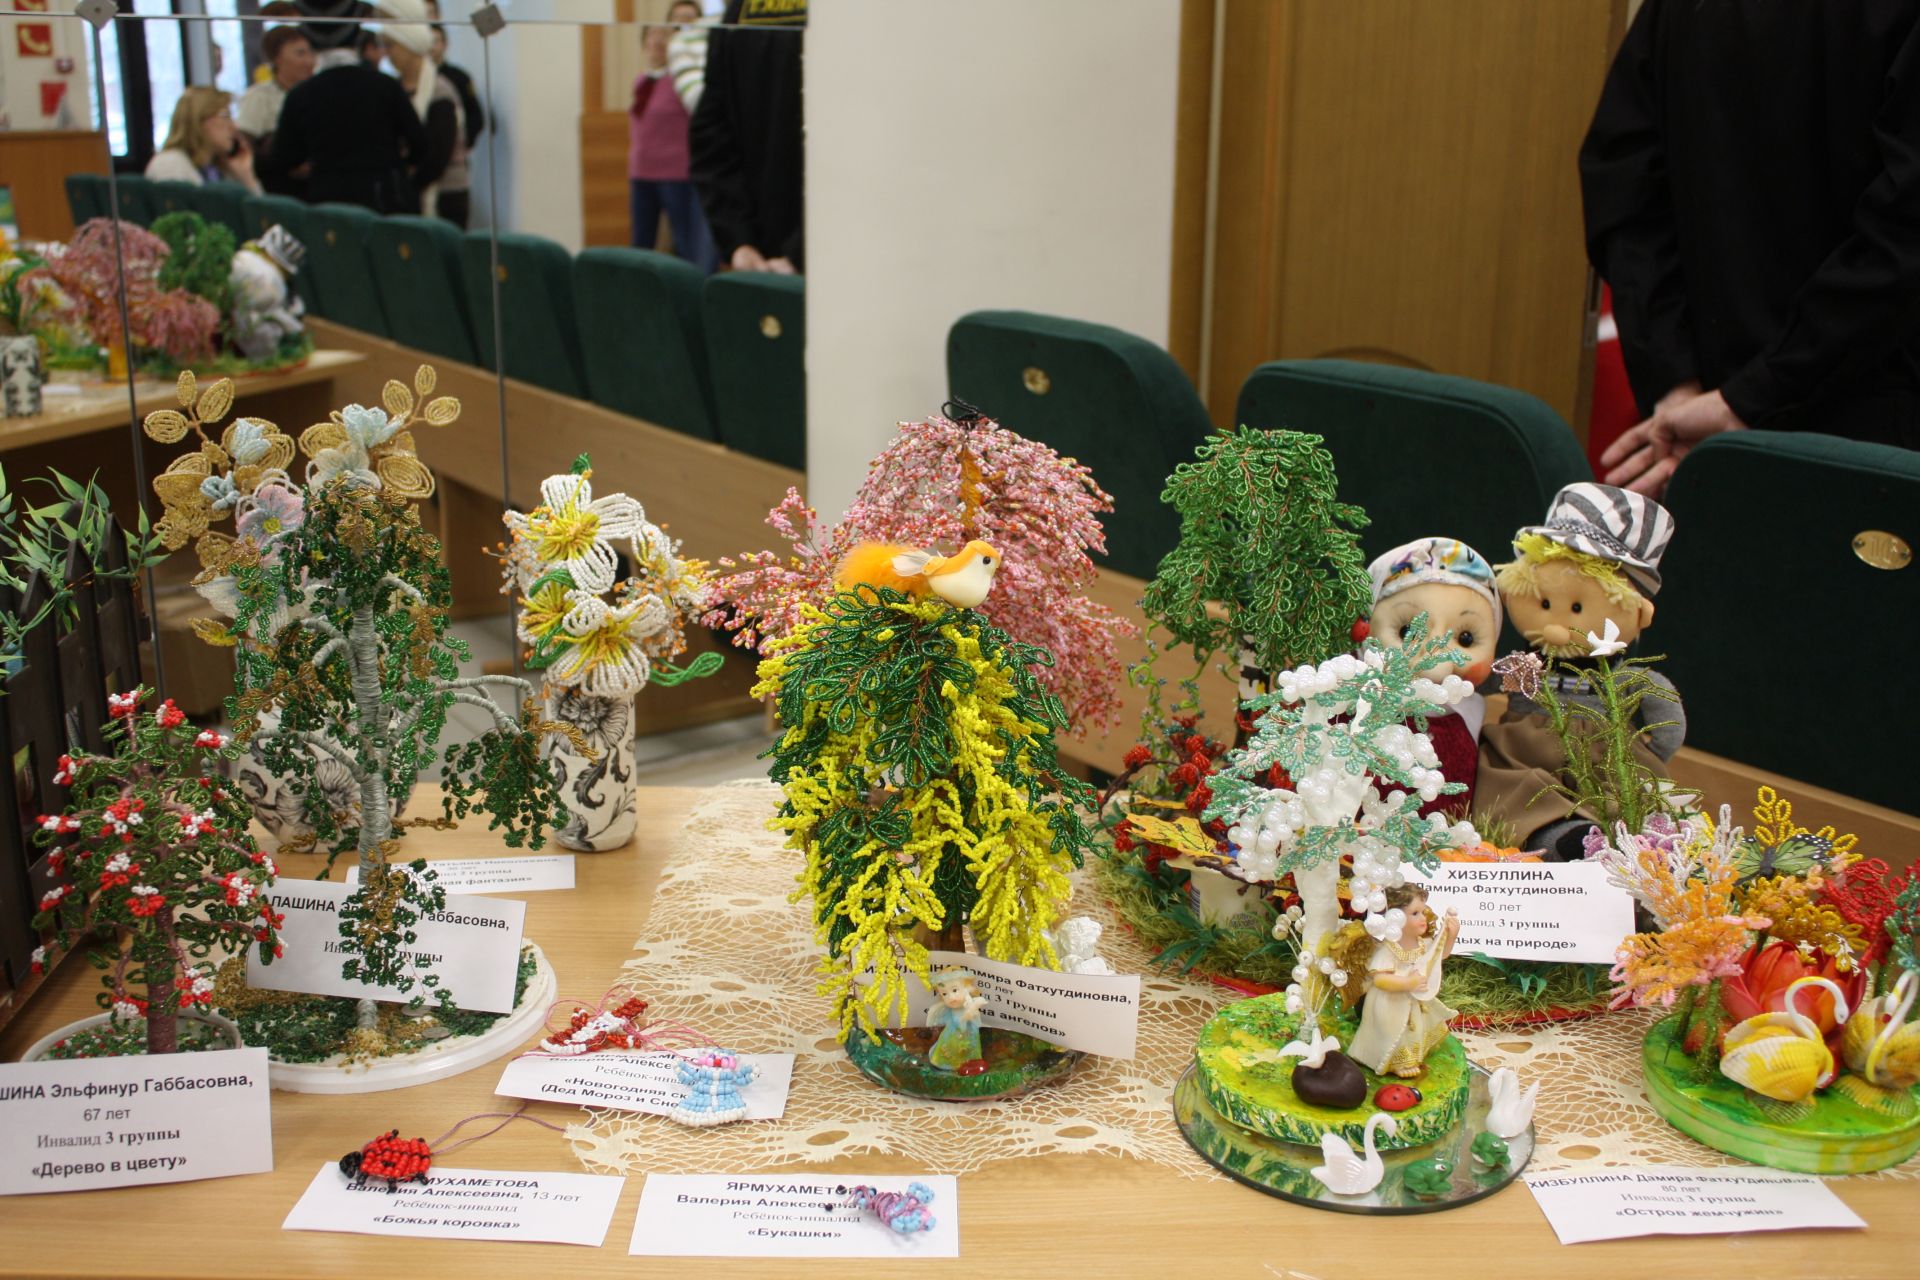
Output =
[{"x1": 340, "y1": 1130, "x2": 433, "y2": 1190}]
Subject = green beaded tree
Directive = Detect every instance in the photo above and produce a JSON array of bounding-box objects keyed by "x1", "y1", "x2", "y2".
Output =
[
  {"x1": 185, "y1": 371, "x2": 571, "y2": 1031},
  {"x1": 757, "y1": 588, "x2": 1098, "y2": 1041},
  {"x1": 1141, "y1": 426, "x2": 1372, "y2": 716}
]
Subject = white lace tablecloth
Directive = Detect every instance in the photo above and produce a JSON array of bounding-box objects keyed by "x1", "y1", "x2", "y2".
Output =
[{"x1": 566, "y1": 781, "x2": 1919, "y2": 1181}]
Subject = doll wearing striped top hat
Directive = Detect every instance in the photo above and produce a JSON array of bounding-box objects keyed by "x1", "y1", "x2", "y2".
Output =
[
  {"x1": 1365, "y1": 536, "x2": 1502, "y2": 820},
  {"x1": 1476, "y1": 483, "x2": 1686, "y2": 859}
]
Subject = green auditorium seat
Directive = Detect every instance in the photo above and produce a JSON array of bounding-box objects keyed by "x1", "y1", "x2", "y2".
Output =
[
  {"x1": 146, "y1": 179, "x2": 198, "y2": 221},
  {"x1": 369, "y1": 216, "x2": 477, "y2": 365},
  {"x1": 65, "y1": 174, "x2": 110, "y2": 226},
  {"x1": 1235, "y1": 360, "x2": 1591, "y2": 572},
  {"x1": 187, "y1": 182, "x2": 249, "y2": 241},
  {"x1": 108, "y1": 175, "x2": 155, "y2": 225},
  {"x1": 947, "y1": 309, "x2": 1213, "y2": 579},
  {"x1": 461, "y1": 231, "x2": 587, "y2": 398},
  {"x1": 702, "y1": 273, "x2": 805, "y2": 469},
  {"x1": 305, "y1": 204, "x2": 389, "y2": 337},
  {"x1": 1660, "y1": 433, "x2": 1920, "y2": 816},
  {"x1": 572, "y1": 248, "x2": 717, "y2": 441},
  {"x1": 241, "y1": 194, "x2": 320, "y2": 313}
]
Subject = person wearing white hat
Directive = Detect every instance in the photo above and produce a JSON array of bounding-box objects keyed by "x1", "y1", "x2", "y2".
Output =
[
  {"x1": 1477, "y1": 483, "x2": 1687, "y2": 859},
  {"x1": 374, "y1": 0, "x2": 468, "y2": 224},
  {"x1": 1365, "y1": 536, "x2": 1502, "y2": 821}
]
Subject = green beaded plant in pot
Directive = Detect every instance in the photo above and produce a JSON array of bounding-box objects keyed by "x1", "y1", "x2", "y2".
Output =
[
  {"x1": 140, "y1": 368, "x2": 572, "y2": 1085},
  {"x1": 757, "y1": 583, "x2": 1098, "y2": 1100}
]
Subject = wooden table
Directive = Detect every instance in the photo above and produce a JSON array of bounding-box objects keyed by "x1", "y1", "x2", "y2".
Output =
[
  {"x1": 5, "y1": 787, "x2": 1909, "y2": 1279},
  {"x1": 0, "y1": 350, "x2": 366, "y2": 454}
]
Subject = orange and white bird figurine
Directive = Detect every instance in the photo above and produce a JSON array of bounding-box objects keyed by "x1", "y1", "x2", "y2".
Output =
[{"x1": 835, "y1": 539, "x2": 1003, "y2": 609}]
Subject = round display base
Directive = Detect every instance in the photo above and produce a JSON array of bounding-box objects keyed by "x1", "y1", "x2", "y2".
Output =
[
  {"x1": 844, "y1": 1025, "x2": 1079, "y2": 1101},
  {"x1": 1174, "y1": 1061, "x2": 1533, "y2": 1213},
  {"x1": 1641, "y1": 1016, "x2": 1920, "y2": 1174},
  {"x1": 267, "y1": 942, "x2": 556, "y2": 1094},
  {"x1": 1195, "y1": 994, "x2": 1470, "y2": 1150}
]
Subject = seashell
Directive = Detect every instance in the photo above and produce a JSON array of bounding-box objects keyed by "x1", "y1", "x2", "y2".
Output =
[
  {"x1": 1830, "y1": 1072, "x2": 1919, "y2": 1120},
  {"x1": 1719, "y1": 1025, "x2": 1834, "y2": 1103}
]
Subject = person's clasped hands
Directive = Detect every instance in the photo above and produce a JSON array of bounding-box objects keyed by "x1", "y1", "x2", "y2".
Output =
[{"x1": 1598, "y1": 379, "x2": 1748, "y2": 497}]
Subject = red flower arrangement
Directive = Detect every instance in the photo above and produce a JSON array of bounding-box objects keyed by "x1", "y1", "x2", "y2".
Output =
[{"x1": 31, "y1": 686, "x2": 281, "y2": 1056}]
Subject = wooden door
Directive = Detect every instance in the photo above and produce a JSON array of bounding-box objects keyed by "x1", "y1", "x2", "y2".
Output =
[{"x1": 1172, "y1": 0, "x2": 1626, "y2": 436}]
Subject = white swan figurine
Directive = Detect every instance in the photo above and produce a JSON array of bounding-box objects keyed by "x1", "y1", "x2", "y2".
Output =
[
  {"x1": 1278, "y1": 1029, "x2": 1342, "y2": 1070},
  {"x1": 1486, "y1": 1067, "x2": 1540, "y2": 1139},
  {"x1": 1310, "y1": 1111, "x2": 1397, "y2": 1196}
]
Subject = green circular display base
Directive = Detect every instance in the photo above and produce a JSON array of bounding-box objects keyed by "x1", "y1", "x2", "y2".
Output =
[
  {"x1": 1195, "y1": 993, "x2": 1469, "y2": 1150},
  {"x1": 843, "y1": 1026, "x2": 1079, "y2": 1101},
  {"x1": 1174, "y1": 1062, "x2": 1531, "y2": 1213},
  {"x1": 1641, "y1": 1016, "x2": 1920, "y2": 1174}
]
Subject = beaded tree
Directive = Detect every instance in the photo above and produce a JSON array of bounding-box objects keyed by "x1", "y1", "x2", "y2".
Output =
[
  {"x1": 1141, "y1": 426, "x2": 1371, "y2": 726},
  {"x1": 30, "y1": 689, "x2": 282, "y2": 1056},
  {"x1": 758, "y1": 587, "x2": 1098, "y2": 1042},
  {"x1": 20, "y1": 218, "x2": 220, "y2": 368},
  {"x1": 1205, "y1": 618, "x2": 1481, "y2": 1027},
  {"x1": 709, "y1": 410, "x2": 1128, "y2": 731},
  {"x1": 146, "y1": 368, "x2": 568, "y2": 1028}
]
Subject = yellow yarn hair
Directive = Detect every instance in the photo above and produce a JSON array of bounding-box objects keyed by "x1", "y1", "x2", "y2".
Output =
[{"x1": 1495, "y1": 532, "x2": 1643, "y2": 608}]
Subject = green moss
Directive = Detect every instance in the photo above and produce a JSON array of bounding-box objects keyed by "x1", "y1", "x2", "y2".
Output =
[
  {"x1": 844, "y1": 1027, "x2": 1076, "y2": 1100},
  {"x1": 221, "y1": 947, "x2": 538, "y2": 1064},
  {"x1": 1196, "y1": 994, "x2": 1468, "y2": 1150},
  {"x1": 39, "y1": 1016, "x2": 230, "y2": 1060}
]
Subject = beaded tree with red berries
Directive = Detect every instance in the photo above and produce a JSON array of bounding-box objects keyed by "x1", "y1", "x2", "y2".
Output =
[{"x1": 30, "y1": 688, "x2": 282, "y2": 1056}]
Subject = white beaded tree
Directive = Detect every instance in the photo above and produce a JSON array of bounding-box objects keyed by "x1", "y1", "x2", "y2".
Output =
[{"x1": 1203, "y1": 616, "x2": 1481, "y2": 1002}]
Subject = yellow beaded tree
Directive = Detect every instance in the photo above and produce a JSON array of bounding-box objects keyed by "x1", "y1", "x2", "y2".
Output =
[{"x1": 757, "y1": 588, "x2": 1096, "y2": 1046}]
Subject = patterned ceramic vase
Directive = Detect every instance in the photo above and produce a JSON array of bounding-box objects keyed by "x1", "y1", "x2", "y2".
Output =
[
  {"x1": 1, "y1": 336, "x2": 44, "y2": 417},
  {"x1": 544, "y1": 687, "x2": 637, "y2": 852},
  {"x1": 231, "y1": 709, "x2": 411, "y2": 845}
]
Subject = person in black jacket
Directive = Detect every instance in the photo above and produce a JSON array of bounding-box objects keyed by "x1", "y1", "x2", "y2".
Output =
[
  {"x1": 1582, "y1": 0, "x2": 1920, "y2": 495},
  {"x1": 261, "y1": 51, "x2": 428, "y2": 213},
  {"x1": 430, "y1": 22, "x2": 486, "y2": 152},
  {"x1": 690, "y1": 0, "x2": 806, "y2": 273}
]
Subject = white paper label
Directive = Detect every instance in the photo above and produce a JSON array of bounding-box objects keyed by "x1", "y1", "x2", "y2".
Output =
[
  {"x1": 0, "y1": 1047, "x2": 273, "y2": 1196},
  {"x1": 283, "y1": 1163, "x2": 623, "y2": 1246},
  {"x1": 630, "y1": 1174, "x2": 959, "y2": 1258},
  {"x1": 902, "y1": 949, "x2": 1140, "y2": 1059},
  {"x1": 345, "y1": 855, "x2": 576, "y2": 895},
  {"x1": 494, "y1": 1051, "x2": 792, "y2": 1118},
  {"x1": 247, "y1": 878, "x2": 526, "y2": 1013},
  {"x1": 1525, "y1": 1167, "x2": 1867, "y2": 1244},
  {"x1": 1401, "y1": 861, "x2": 1635, "y2": 964}
]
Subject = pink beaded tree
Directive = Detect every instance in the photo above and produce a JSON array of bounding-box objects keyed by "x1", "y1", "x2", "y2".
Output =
[
  {"x1": 706, "y1": 413, "x2": 1130, "y2": 731},
  {"x1": 22, "y1": 219, "x2": 218, "y2": 366}
]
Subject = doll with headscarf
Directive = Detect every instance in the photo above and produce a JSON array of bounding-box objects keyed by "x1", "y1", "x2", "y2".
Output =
[{"x1": 1364, "y1": 536, "x2": 1502, "y2": 820}]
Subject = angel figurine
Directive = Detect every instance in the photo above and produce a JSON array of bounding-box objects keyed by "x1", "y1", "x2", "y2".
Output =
[
  {"x1": 1346, "y1": 884, "x2": 1460, "y2": 1078},
  {"x1": 925, "y1": 967, "x2": 985, "y2": 1071}
]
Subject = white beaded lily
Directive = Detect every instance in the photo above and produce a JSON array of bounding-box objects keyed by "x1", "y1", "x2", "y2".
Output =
[{"x1": 506, "y1": 454, "x2": 722, "y2": 702}]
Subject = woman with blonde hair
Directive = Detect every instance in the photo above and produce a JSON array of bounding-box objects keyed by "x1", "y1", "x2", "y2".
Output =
[{"x1": 145, "y1": 87, "x2": 261, "y2": 192}]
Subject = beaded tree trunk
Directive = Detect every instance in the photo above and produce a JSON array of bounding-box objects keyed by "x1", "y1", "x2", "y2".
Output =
[
  {"x1": 146, "y1": 367, "x2": 568, "y2": 1037},
  {"x1": 1205, "y1": 620, "x2": 1482, "y2": 1023},
  {"x1": 1141, "y1": 426, "x2": 1372, "y2": 742},
  {"x1": 30, "y1": 690, "x2": 281, "y2": 1056},
  {"x1": 710, "y1": 411, "x2": 1129, "y2": 732},
  {"x1": 756, "y1": 588, "x2": 1098, "y2": 1041}
]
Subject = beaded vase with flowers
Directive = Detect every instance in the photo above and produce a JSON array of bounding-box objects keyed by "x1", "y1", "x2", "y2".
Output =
[
  {"x1": 502, "y1": 453, "x2": 721, "y2": 851},
  {"x1": 145, "y1": 367, "x2": 571, "y2": 1041},
  {"x1": 29, "y1": 688, "x2": 282, "y2": 1057}
]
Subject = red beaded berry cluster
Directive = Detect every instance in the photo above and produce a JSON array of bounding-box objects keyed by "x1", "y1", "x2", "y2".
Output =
[{"x1": 340, "y1": 1130, "x2": 433, "y2": 1189}]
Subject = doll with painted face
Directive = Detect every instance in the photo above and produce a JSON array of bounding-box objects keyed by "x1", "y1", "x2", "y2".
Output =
[
  {"x1": 1366, "y1": 537, "x2": 1501, "y2": 820},
  {"x1": 1477, "y1": 483, "x2": 1685, "y2": 858}
]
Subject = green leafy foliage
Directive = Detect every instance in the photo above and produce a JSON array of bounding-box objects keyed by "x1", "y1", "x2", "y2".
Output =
[
  {"x1": 1142, "y1": 425, "x2": 1371, "y2": 675},
  {"x1": 151, "y1": 210, "x2": 237, "y2": 314},
  {"x1": 0, "y1": 464, "x2": 164, "y2": 672},
  {"x1": 1530, "y1": 654, "x2": 1681, "y2": 835}
]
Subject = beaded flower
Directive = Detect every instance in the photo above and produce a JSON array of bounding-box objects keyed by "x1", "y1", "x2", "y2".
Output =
[{"x1": 505, "y1": 454, "x2": 720, "y2": 701}]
